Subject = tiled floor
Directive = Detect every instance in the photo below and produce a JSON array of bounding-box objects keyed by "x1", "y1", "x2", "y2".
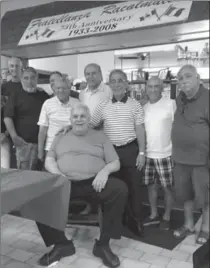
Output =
[{"x1": 0, "y1": 215, "x2": 202, "y2": 268}]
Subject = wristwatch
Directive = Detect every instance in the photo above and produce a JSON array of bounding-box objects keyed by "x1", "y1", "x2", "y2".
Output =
[{"x1": 139, "y1": 152, "x2": 145, "y2": 156}]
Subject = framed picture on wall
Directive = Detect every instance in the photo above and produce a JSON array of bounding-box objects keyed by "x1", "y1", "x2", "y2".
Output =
[{"x1": 158, "y1": 68, "x2": 170, "y2": 80}]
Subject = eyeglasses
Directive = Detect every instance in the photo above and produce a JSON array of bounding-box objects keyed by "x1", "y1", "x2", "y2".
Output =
[{"x1": 110, "y1": 79, "x2": 127, "y2": 85}]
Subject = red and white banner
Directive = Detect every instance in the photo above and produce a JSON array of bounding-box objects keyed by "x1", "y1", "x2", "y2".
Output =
[{"x1": 18, "y1": 0, "x2": 193, "y2": 46}]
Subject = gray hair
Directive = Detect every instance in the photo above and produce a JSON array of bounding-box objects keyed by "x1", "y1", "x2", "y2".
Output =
[
  {"x1": 22, "y1": 66, "x2": 38, "y2": 77},
  {"x1": 53, "y1": 76, "x2": 71, "y2": 88},
  {"x1": 109, "y1": 69, "x2": 128, "y2": 81},
  {"x1": 84, "y1": 63, "x2": 102, "y2": 75},
  {"x1": 71, "y1": 103, "x2": 91, "y2": 118}
]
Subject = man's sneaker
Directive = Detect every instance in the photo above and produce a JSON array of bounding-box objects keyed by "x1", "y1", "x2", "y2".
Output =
[
  {"x1": 143, "y1": 216, "x2": 160, "y2": 227},
  {"x1": 38, "y1": 240, "x2": 75, "y2": 266},
  {"x1": 159, "y1": 219, "x2": 170, "y2": 230}
]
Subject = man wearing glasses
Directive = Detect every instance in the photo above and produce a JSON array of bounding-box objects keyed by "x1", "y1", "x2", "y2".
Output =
[{"x1": 91, "y1": 69, "x2": 145, "y2": 236}]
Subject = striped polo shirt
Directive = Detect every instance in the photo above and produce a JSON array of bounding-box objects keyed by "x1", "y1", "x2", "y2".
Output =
[
  {"x1": 38, "y1": 96, "x2": 80, "y2": 150},
  {"x1": 91, "y1": 95, "x2": 144, "y2": 146}
]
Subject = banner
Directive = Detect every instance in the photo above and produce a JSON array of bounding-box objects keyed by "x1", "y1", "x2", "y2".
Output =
[{"x1": 18, "y1": 0, "x2": 192, "y2": 46}]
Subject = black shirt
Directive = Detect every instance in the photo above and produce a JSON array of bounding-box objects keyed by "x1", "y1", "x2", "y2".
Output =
[
  {"x1": 1, "y1": 81, "x2": 22, "y2": 133},
  {"x1": 2, "y1": 80, "x2": 22, "y2": 97},
  {"x1": 4, "y1": 87, "x2": 49, "y2": 143}
]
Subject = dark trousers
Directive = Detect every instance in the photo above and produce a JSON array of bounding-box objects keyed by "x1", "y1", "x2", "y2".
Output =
[
  {"x1": 36, "y1": 176, "x2": 128, "y2": 247},
  {"x1": 114, "y1": 140, "x2": 143, "y2": 221}
]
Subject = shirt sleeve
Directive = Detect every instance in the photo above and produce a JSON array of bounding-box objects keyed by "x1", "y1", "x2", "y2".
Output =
[
  {"x1": 90, "y1": 101, "x2": 106, "y2": 127},
  {"x1": 3, "y1": 90, "x2": 16, "y2": 118},
  {"x1": 37, "y1": 101, "x2": 49, "y2": 127},
  {"x1": 103, "y1": 135, "x2": 119, "y2": 164},
  {"x1": 134, "y1": 101, "x2": 145, "y2": 125},
  {"x1": 47, "y1": 133, "x2": 63, "y2": 159}
]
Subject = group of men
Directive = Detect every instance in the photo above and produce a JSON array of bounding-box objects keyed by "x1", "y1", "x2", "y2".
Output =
[{"x1": 0, "y1": 57, "x2": 209, "y2": 268}]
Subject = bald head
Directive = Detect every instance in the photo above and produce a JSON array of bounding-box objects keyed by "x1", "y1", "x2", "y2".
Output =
[
  {"x1": 147, "y1": 76, "x2": 164, "y2": 89},
  {"x1": 8, "y1": 57, "x2": 22, "y2": 79},
  {"x1": 84, "y1": 63, "x2": 103, "y2": 90},
  {"x1": 177, "y1": 64, "x2": 198, "y2": 77},
  {"x1": 146, "y1": 76, "x2": 164, "y2": 103},
  {"x1": 177, "y1": 64, "x2": 200, "y2": 98}
]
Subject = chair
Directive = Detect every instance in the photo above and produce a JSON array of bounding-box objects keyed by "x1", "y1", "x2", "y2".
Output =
[{"x1": 66, "y1": 200, "x2": 103, "y2": 231}]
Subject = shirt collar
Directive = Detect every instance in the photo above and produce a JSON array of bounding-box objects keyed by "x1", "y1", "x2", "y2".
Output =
[
  {"x1": 85, "y1": 82, "x2": 104, "y2": 93},
  {"x1": 55, "y1": 96, "x2": 71, "y2": 106},
  {"x1": 112, "y1": 94, "x2": 128, "y2": 103}
]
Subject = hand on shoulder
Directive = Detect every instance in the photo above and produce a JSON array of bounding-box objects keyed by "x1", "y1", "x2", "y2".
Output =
[{"x1": 56, "y1": 125, "x2": 72, "y2": 136}]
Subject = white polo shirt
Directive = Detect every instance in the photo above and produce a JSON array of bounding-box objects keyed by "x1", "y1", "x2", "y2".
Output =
[
  {"x1": 79, "y1": 82, "x2": 112, "y2": 116},
  {"x1": 144, "y1": 97, "x2": 176, "y2": 159},
  {"x1": 38, "y1": 96, "x2": 80, "y2": 150}
]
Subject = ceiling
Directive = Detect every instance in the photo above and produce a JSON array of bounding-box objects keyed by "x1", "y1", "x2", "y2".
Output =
[{"x1": 1, "y1": 1, "x2": 209, "y2": 59}]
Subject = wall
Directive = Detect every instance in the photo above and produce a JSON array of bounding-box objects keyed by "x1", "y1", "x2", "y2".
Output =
[
  {"x1": 29, "y1": 51, "x2": 115, "y2": 80},
  {"x1": 29, "y1": 55, "x2": 78, "y2": 78}
]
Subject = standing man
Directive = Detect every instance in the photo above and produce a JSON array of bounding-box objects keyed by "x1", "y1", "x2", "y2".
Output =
[
  {"x1": 79, "y1": 63, "x2": 112, "y2": 116},
  {"x1": 91, "y1": 69, "x2": 145, "y2": 236},
  {"x1": 49, "y1": 71, "x2": 79, "y2": 99},
  {"x1": 1, "y1": 57, "x2": 23, "y2": 97},
  {"x1": 37, "y1": 77, "x2": 79, "y2": 162},
  {"x1": 1, "y1": 57, "x2": 23, "y2": 168},
  {"x1": 4, "y1": 67, "x2": 49, "y2": 170},
  {"x1": 172, "y1": 65, "x2": 209, "y2": 244},
  {"x1": 143, "y1": 77, "x2": 176, "y2": 230}
]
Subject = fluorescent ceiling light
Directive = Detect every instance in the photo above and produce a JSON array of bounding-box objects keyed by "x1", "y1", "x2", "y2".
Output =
[
  {"x1": 178, "y1": 32, "x2": 209, "y2": 41},
  {"x1": 115, "y1": 37, "x2": 209, "y2": 55}
]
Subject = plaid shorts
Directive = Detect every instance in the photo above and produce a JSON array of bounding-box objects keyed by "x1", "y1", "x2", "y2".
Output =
[{"x1": 143, "y1": 156, "x2": 174, "y2": 187}]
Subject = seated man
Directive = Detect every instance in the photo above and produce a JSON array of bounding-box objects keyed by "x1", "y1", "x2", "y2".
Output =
[{"x1": 36, "y1": 103, "x2": 128, "y2": 268}]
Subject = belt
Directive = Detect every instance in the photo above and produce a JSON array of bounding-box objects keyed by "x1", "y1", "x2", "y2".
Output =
[{"x1": 114, "y1": 139, "x2": 137, "y2": 148}]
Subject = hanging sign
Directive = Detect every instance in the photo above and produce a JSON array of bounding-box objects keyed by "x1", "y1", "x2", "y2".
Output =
[{"x1": 18, "y1": 0, "x2": 192, "y2": 46}]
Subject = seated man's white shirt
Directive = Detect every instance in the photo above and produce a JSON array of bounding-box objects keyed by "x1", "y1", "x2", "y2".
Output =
[
  {"x1": 144, "y1": 97, "x2": 176, "y2": 159},
  {"x1": 38, "y1": 96, "x2": 80, "y2": 151},
  {"x1": 79, "y1": 82, "x2": 112, "y2": 116}
]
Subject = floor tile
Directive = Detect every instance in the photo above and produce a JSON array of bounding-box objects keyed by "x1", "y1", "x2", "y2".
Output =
[
  {"x1": 121, "y1": 258, "x2": 150, "y2": 268},
  {"x1": 117, "y1": 247, "x2": 144, "y2": 260},
  {"x1": 11, "y1": 239, "x2": 37, "y2": 251},
  {"x1": 167, "y1": 259, "x2": 193, "y2": 268},
  {"x1": 1, "y1": 244, "x2": 15, "y2": 256},
  {"x1": 0, "y1": 255, "x2": 13, "y2": 265},
  {"x1": 176, "y1": 243, "x2": 201, "y2": 254},
  {"x1": 8, "y1": 249, "x2": 35, "y2": 262},
  {"x1": 4, "y1": 260, "x2": 32, "y2": 268},
  {"x1": 72, "y1": 256, "x2": 102, "y2": 268},
  {"x1": 160, "y1": 248, "x2": 189, "y2": 261},
  {"x1": 140, "y1": 252, "x2": 170, "y2": 267},
  {"x1": 1, "y1": 215, "x2": 198, "y2": 268}
]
